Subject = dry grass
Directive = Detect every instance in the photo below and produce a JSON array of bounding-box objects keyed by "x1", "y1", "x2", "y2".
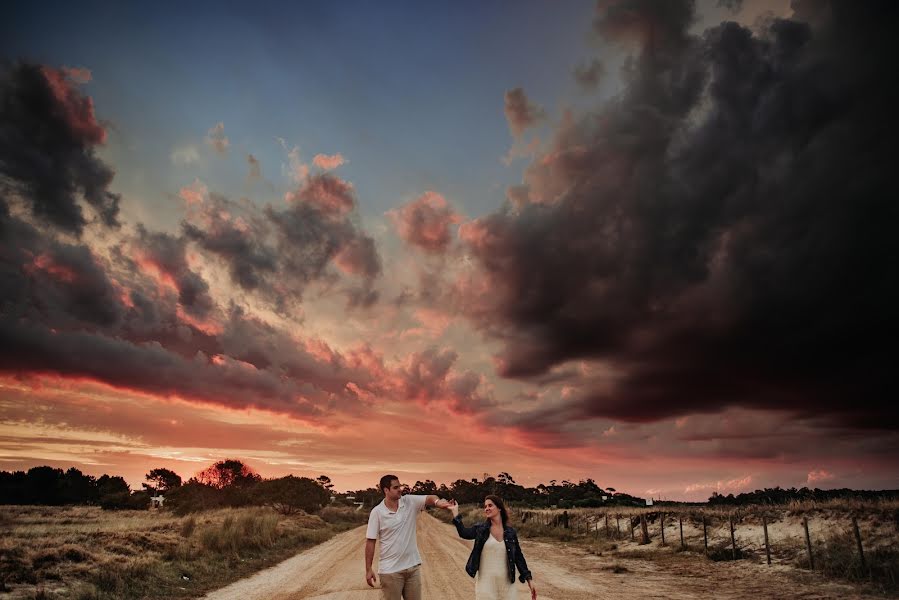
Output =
[
  {"x1": 0, "y1": 505, "x2": 352, "y2": 599},
  {"x1": 317, "y1": 505, "x2": 369, "y2": 526},
  {"x1": 501, "y1": 501, "x2": 899, "y2": 595}
]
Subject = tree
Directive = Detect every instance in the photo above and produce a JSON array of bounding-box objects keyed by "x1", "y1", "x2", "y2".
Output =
[
  {"x1": 26, "y1": 466, "x2": 64, "y2": 505},
  {"x1": 316, "y1": 475, "x2": 334, "y2": 491},
  {"x1": 411, "y1": 480, "x2": 437, "y2": 495},
  {"x1": 61, "y1": 467, "x2": 97, "y2": 504},
  {"x1": 144, "y1": 468, "x2": 182, "y2": 494},
  {"x1": 97, "y1": 475, "x2": 130, "y2": 509},
  {"x1": 195, "y1": 459, "x2": 260, "y2": 489},
  {"x1": 258, "y1": 476, "x2": 330, "y2": 515}
]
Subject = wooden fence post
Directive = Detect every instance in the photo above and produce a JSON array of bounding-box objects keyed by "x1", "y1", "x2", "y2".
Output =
[
  {"x1": 702, "y1": 515, "x2": 708, "y2": 555},
  {"x1": 729, "y1": 516, "x2": 737, "y2": 560},
  {"x1": 630, "y1": 516, "x2": 635, "y2": 541},
  {"x1": 762, "y1": 516, "x2": 771, "y2": 565},
  {"x1": 803, "y1": 517, "x2": 814, "y2": 570},
  {"x1": 679, "y1": 516, "x2": 685, "y2": 549},
  {"x1": 640, "y1": 514, "x2": 650, "y2": 544},
  {"x1": 661, "y1": 513, "x2": 666, "y2": 545},
  {"x1": 605, "y1": 513, "x2": 609, "y2": 538},
  {"x1": 852, "y1": 516, "x2": 866, "y2": 571},
  {"x1": 616, "y1": 515, "x2": 621, "y2": 539}
]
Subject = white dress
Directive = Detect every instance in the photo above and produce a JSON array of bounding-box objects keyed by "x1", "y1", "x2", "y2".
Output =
[{"x1": 475, "y1": 534, "x2": 516, "y2": 600}]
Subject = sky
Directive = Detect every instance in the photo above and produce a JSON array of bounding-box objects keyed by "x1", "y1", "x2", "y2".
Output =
[{"x1": 1, "y1": 0, "x2": 897, "y2": 501}]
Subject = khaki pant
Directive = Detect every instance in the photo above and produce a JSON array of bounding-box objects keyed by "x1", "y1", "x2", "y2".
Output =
[{"x1": 379, "y1": 564, "x2": 422, "y2": 600}]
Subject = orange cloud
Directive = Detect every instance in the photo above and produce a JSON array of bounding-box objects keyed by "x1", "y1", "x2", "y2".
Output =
[{"x1": 313, "y1": 153, "x2": 346, "y2": 170}]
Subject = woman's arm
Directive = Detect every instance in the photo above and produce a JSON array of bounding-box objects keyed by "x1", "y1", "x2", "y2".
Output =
[
  {"x1": 450, "y1": 502, "x2": 479, "y2": 540},
  {"x1": 511, "y1": 531, "x2": 533, "y2": 583}
]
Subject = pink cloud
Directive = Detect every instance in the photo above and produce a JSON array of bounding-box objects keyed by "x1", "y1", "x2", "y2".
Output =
[
  {"x1": 26, "y1": 253, "x2": 79, "y2": 284},
  {"x1": 807, "y1": 469, "x2": 835, "y2": 485},
  {"x1": 286, "y1": 174, "x2": 355, "y2": 217},
  {"x1": 62, "y1": 66, "x2": 92, "y2": 84},
  {"x1": 39, "y1": 66, "x2": 106, "y2": 144},
  {"x1": 389, "y1": 191, "x2": 463, "y2": 254},
  {"x1": 179, "y1": 179, "x2": 208, "y2": 205},
  {"x1": 313, "y1": 153, "x2": 346, "y2": 170}
]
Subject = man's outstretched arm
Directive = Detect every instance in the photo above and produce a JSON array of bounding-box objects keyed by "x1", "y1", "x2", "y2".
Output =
[
  {"x1": 425, "y1": 495, "x2": 451, "y2": 508},
  {"x1": 365, "y1": 539, "x2": 377, "y2": 587}
]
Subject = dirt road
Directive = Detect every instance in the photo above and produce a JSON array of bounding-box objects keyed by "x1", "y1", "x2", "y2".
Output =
[{"x1": 203, "y1": 513, "x2": 878, "y2": 600}]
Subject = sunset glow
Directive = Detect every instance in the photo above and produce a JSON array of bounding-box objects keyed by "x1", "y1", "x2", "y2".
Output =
[{"x1": 2, "y1": 0, "x2": 897, "y2": 501}]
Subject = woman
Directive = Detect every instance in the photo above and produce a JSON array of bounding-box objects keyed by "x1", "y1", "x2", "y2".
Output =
[{"x1": 446, "y1": 495, "x2": 537, "y2": 600}]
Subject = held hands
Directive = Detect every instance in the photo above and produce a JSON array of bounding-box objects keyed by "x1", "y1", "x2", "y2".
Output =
[
  {"x1": 448, "y1": 499, "x2": 459, "y2": 517},
  {"x1": 434, "y1": 498, "x2": 452, "y2": 510},
  {"x1": 365, "y1": 568, "x2": 377, "y2": 588}
]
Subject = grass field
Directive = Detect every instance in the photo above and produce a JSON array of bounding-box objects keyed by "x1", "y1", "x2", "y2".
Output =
[{"x1": 0, "y1": 504, "x2": 367, "y2": 599}]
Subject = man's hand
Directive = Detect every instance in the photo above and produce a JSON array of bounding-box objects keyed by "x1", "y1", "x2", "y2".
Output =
[
  {"x1": 449, "y1": 499, "x2": 459, "y2": 517},
  {"x1": 434, "y1": 498, "x2": 452, "y2": 509},
  {"x1": 527, "y1": 579, "x2": 537, "y2": 599},
  {"x1": 366, "y1": 568, "x2": 377, "y2": 588}
]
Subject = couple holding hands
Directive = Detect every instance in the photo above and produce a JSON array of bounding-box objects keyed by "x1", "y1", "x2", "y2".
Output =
[{"x1": 364, "y1": 475, "x2": 538, "y2": 600}]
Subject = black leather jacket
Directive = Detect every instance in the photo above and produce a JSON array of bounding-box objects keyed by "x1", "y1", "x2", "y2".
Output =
[{"x1": 452, "y1": 515, "x2": 532, "y2": 584}]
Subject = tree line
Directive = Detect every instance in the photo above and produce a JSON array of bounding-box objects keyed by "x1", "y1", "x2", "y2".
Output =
[
  {"x1": 9, "y1": 464, "x2": 891, "y2": 513},
  {"x1": 706, "y1": 486, "x2": 899, "y2": 506},
  {"x1": 0, "y1": 464, "x2": 646, "y2": 512},
  {"x1": 0, "y1": 461, "x2": 332, "y2": 515},
  {"x1": 346, "y1": 472, "x2": 645, "y2": 508}
]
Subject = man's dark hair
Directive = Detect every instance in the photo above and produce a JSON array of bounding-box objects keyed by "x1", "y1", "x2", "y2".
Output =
[{"x1": 379, "y1": 474, "x2": 399, "y2": 494}]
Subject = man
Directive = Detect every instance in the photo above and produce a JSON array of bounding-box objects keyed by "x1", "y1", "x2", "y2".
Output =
[{"x1": 365, "y1": 474, "x2": 451, "y2": 599}]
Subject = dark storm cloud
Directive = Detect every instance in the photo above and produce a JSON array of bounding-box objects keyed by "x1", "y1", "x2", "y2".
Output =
[
  {"x1": 267, "y1": 175, "x2": 381, "y2": 296},
  {"x1": 134, "y1": 225, "x2": 214, "y2": 317},
  {"x1": 393, "y1": 347, "x2": 494, "y2": 415},
  {"x1": 0, "y1": 55, "x2": 392, "y2": 424},
  {"x1": 182, "y1": 193, "x2": 278, "y2": 292},
  {"x1": 0, "y1": 318, "x2": 322, "y2": 417},
  {"x1": 461, "y1": 1, "x2": 899, "y2": 428},
  {"x1": 0, "y1": 62, "x2": 120, "y2": 235},
  {"x1": 0, "y1": 199, "x2": 380, "y2": 418},
  {"x1": 0, "y1": 198, "x2": 124, "y2": 330},
  {"x1": 181, "y1": 176, "x2": 380, "y2": 309}
]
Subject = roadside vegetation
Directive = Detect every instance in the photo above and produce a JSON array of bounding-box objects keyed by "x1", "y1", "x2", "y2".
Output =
[{"x1": 0, "y1": 504, "x2": 366, "y2": 599}]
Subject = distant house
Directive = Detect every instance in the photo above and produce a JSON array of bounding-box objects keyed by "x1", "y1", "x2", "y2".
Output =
[
  {"x1": 602, "y1": 495, "x2": 608, "y2": 501},
  {"x1": 645, "y1": 498, "x2": 653, "y2": 506},
  {"x1": 150, "y1": 495, "x2": 165, "y2": 508}
]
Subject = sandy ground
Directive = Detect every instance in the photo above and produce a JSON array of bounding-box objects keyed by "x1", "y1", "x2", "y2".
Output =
[{"x1": 202, "y1": 513, "x2": 882, "y2": 600}]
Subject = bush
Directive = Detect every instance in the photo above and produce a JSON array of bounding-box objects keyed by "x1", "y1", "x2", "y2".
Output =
[
  {"x1": 165, "y1": 482, "x2": 224, "y2": 515},
  {"x1": 257, "y1": 476, "x2": 330, "y2": 515},
  {"x1": 180, "y1": 516, "x2": 196, "y2": 538},
  {"x1": 198, "y1": 509, "x2": 279, "y2": 555},
  {"x1": 812, "y1": 530, "x2": 899, "y2": 593},
  {"x1": 318, "y1": 506, "x2": 367, "y2": 525}
]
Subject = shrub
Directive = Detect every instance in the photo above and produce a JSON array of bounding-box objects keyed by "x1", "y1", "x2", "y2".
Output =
[
  {"x1": 180, "y1": 516, "x2": 196, "y2": 538},
  {"x1": 198, "y1": 509, "x2": 279, "y2": 555},
  {"x1": 318, "y1": 506, "x2": 367, "y2": 525},
  {"x1": 257, "y1": 476, "x2": 330, "y2": 515}
]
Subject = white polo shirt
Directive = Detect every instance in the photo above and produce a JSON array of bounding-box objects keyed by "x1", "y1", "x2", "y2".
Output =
[{"x1": 366, "y1": 494, "x2": 427, "y2": 574}]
